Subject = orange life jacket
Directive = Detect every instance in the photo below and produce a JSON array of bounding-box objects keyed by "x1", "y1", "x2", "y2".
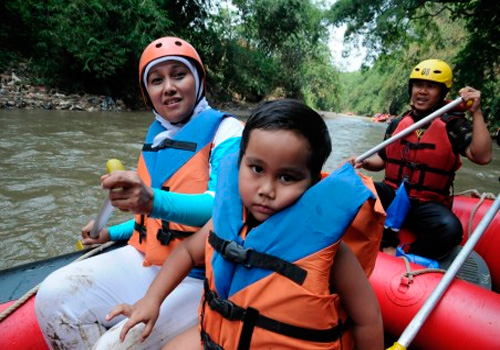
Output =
[
  {"x1": 128, "y1": 110, "x2": 225, "y2": 266},
  {"x1": 341, "y1": 172, "x2": 385, "y2": 277},
  {"x1": 384, "y1": 113, "x2": 461, "y2": 206},
  {"x1": 200, "y1": 154, "x2": 375, "y2": 350},
  {"x1": 320, "y1": 171, "x2": 385, "y2": 277}
]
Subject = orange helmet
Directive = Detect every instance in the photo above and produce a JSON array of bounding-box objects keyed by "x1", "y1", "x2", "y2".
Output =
[{"x1": 138, "y1": 37, "x2": 206, "y2": 108}]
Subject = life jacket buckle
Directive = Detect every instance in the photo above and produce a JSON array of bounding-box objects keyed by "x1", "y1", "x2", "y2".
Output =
[
  {"x1": 221, "y1": 240, "x2": 252, "y2": 267},
  {"x1": 206, "y1": 291, "x2": 243, "y2": 321},
  {"x1": 157, "y1": 229, "x2": 173, "y2": 245}
]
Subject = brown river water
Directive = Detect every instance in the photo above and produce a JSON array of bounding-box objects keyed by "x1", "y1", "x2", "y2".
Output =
[{"x1": 1, "y1": 109, "x2": 498, "y2": 270}]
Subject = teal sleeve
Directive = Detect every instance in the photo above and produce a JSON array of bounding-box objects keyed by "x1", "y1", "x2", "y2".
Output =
[
  {"x1": 108, "y1": 219, "x2": 135, "y2": 241},
  {"x1": 208, "y1": 136, "x2": 241, "y2": 192},
  {"x1": 150, "y1": 189, "x2": 214, "y2": 227}
]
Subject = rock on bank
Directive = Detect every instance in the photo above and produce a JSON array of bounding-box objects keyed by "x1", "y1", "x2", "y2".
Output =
[{"x1": 1, "y1": 70, "x2": 128, "y2": 112}]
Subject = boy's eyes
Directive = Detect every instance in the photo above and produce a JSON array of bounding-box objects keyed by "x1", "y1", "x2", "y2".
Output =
[
  {"x1": 250, "y1": 165, "x2": 298, "y2": 183},
  {"x1": 250, "y1": 165, "x2": 263, "y2": 174},
  {"x1": 279, "y1": 174, "x2": 296, "y2": 183}
]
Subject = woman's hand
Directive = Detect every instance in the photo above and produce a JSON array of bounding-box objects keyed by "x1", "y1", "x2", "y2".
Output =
[
  {"x1": 101, "y1": 171, "x2": 154, "y2": 215},
  {"x1": 81, "y1": 220, "x2": 111, "y2": 245}
]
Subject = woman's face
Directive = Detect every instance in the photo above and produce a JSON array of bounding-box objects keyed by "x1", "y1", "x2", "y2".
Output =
[{"x1": 146, "y1": 61, "x2": 197, "y2": 123}]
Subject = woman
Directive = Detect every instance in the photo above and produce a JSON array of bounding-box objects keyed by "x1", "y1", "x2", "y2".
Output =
[{"x1": 34, "y1": 36, "x2": 244, "y2": 350}]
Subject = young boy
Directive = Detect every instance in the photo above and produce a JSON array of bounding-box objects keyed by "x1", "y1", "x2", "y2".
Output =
[{"x1": 107, "y1": 99, "x2": 383, "y2": 350}]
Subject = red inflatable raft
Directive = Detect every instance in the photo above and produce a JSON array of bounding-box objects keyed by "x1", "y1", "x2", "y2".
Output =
[
  {"x1": 0, "y1": 195, "x2": 499, "y2": 349},
  {"x1": 371, "y1": 194, "x2": 500, "y2": 349}
]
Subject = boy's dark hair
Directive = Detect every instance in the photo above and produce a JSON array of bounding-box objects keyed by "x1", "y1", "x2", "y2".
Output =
[{"x1": 239, "y1": 99, "x2": 332, "y2": 182}]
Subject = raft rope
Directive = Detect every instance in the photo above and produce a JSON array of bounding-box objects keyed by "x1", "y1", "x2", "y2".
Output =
[
  {"x1": 398, "y1": 190, "x2": 496, "y2": 285},
  {"x1": 456, "y1": 189, "x2": 496, "y2": 240},
  {"x1": 0, "y1": 241, "x2": 116, "y2": 323},
  {"x1": 399, "y1": 257, "x2": 446, "y2": 285}
]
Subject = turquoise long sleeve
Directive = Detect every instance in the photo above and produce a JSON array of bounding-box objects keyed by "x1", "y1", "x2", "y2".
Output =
[
  {"x1": 150, "y1": 189, "x2": 214, "y2": 227},
  {"x1": 107, "y1": 191, "x2": 214, "y2": 241},
  {"x1": 108, "y1": 219, "x2": 135, "y2": 241}
]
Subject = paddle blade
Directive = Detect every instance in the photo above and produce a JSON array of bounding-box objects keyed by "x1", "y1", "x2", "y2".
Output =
[{"x1": 384, "y1": 182, "x2": 410, "y2": 231}]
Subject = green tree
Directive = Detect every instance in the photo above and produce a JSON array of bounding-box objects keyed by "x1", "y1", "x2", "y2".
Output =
[
  {"x1": 231, "y1": 0, "x2": 341, "y2": 109},
  {"x1": 1, "y1": 0, "x2": 210, "y2": 105},
  {"x1": 329, "y1": 0, "x2": 499, "y2": 126}
]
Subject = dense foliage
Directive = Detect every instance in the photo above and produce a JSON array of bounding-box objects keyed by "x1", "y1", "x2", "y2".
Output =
[
  {"x1": 0, "y1": 0, "x2": 339, "y2": 110},
  {"x1": 329, "y1": 0, "x2": 499, "y2": 128},
  {"x1": 0, "y1": 0, "x2": 497, "y2": 128}
]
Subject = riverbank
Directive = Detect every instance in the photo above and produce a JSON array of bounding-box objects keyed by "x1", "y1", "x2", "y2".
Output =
[
  {"x1": 0, "y1": 67, "x2": 260, "y2": 116},
  {"x1": 0, "y1": 68, "x2": 129, "y2": 112}
]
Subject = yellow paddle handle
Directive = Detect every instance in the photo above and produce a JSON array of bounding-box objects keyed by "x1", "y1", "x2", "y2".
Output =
[
  {"x1": 386, "y1": 342, "x2": 407, "y2": 350},
  {"x1": 106, "y1": 158, "x2": 125, "y2": 174}
]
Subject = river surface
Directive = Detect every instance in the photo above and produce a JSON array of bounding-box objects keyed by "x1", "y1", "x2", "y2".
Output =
[{"x1": 1, "y1": 109, "x2": 498, "y2": 270}]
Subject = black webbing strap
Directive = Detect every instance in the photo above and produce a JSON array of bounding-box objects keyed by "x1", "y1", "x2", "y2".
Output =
[
  {"x1": 400, "y1": 139, "x2": 436, "y2": 150},
  {"x1": 385, "y1": 156, "x2": 454, "y2": 194},
  {"x1": 134, "y1": 215, "x2": 147, "y2": 244},
  {"x1": 142, "y1": 139, "x2": 197, "y2": 152},
  {"x1": 203, "y1": 282, "x2": 347, "y2": 346},
  {"x1": 156, "y1": 226, "x2": 194, "y2": 245},
  {"x1": 237, "y1": 307, "x2": 259, "y2": 350},
  {"x1": 208, "y1": 231, "x2": 307, "y2": 285},
  {"x1": 202, "y1": 331, "x2": 224, "y2": 350}
]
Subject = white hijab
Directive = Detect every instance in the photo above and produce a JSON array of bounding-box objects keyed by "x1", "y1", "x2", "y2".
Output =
[{"x1": 143, "y1": 56, "x2": 211, "y2": 147}]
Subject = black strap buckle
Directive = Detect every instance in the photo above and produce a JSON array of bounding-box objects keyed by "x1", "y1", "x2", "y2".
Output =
[
  {"x1": 205, "y1": 286, "x2": 245, "y2": 321},
  {"x1": 157, "y1": 229, "x2": 173, "y2": 245},
  {"x1": 208, "y1": 295, "x2": 243, "y2": 321},
  {"x1": 221, "y1": 241, "x2": 252, "y2": 267}
]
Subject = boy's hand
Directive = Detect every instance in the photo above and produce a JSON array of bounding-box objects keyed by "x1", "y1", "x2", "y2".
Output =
[{"x1": 106, "y1": 297, "x2": 162, "y2": 342}]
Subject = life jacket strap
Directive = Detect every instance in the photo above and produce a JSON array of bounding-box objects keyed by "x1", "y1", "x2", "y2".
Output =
[
  {"x1": 400, "y1": 139, "x2": 436, "y2": 150},
  {"x1": 385, "y1": 156, "x2": 455, "y2": 194},
  {"x1": 142, "y1": 139, "x2": 197, "y2": 152},
  {"x1": 209, "y1": 231, "x2": 307, "y2": 285},
  {"x1": 201, "y1": 331, "x2": 224, "y2": 350},
  {"x1": 134, "y1": 215, "x2": 147, "y2": 244},
  {"x1": 203, "y1": 281, "x2": 348, "y2": 347},
  {"x1": 156, "y1": 226, "x2": 194, "y2": 245},
  {"x1": 386, "y1": 158, "x2": 455, "y2": 176}
]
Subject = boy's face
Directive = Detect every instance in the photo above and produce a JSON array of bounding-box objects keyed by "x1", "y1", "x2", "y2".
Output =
[{"x1": 238, "y1": 128, "x2": 313, "y2": 223}]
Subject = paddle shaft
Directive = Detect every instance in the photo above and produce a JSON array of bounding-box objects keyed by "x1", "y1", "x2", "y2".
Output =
[
  {"x1": 355, "y1": 97, "x2": 464, "y2": 163},
  {"x1": 395, "y1": 193, "x2": 500, "y2": 348}
]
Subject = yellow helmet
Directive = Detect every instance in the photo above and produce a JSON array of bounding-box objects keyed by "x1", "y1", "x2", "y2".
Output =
[{"x1": 409, "y1": 59, "x2": 453, "y2": 88}]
